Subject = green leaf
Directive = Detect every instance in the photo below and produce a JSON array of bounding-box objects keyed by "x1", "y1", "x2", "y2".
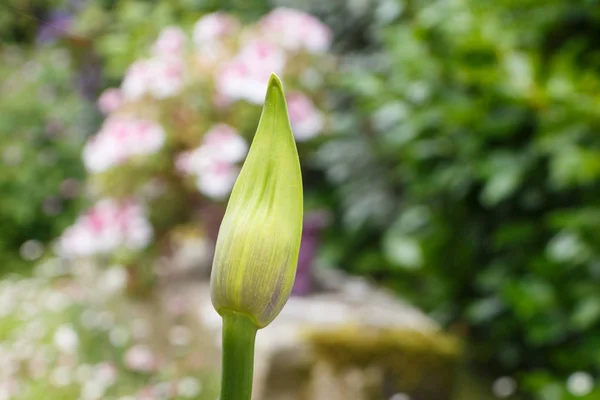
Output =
[
  {"x1": 383, "y1": 233, "x2": 423, "y2": 270},
  {"x1": 571, "y1": 297, "x2": 600, "y2": 330},
  {"x1": 211, "y1": 74, "x2": 303, "y2": 329}
]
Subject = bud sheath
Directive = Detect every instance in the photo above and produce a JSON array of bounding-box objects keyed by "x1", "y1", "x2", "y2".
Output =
[{"x1": 210, "y1": 73, "x2": 303, "y2": 329}]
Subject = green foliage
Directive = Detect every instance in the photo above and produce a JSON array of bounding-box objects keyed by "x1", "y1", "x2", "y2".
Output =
[
  {"x1": 0, "y1": 0, "x2": 66, "y2": 43},
  {"x1": 72, "y1": 0, "x2": 269, "y2": 80},
  {"x1": 0, "y1": 46, "x2": 90, "y2": 272},
  {"x1": 318, "y1": 0, "x2": 600, "y2": 397}
]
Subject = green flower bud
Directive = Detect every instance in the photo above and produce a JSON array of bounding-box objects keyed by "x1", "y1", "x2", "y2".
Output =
[{"x1": 210, "y1": 74, "x2": 303, "y2": 329}]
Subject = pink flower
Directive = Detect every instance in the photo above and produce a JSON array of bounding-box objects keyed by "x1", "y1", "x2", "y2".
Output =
[
  {"x1": 287, "y1": 92, "x2": 324, "y2": 141},
  {"x1": 122, "y1": 60, "x2": 153, "y2": 100},
  {"x1": 203, "y1": 123, "x2": 248, "y2": 163},
  {"x1": 95, "y1": 362, "x2": 117, "y2": 387},
  {"x1": 176, "y1": 146, "x2": 216, "y2": 177},
  {"x1": 58, "y1": 199, "x2": 153, "y2": 257},
  {"x1": 216, "y1": 41, "x2": 285, "y2": 104},
  {"x1": 97, "y1": 88, "x2": 123, "y2": 114},
  {"x1": 153, "y1": 26, "x2": 187, "y2": 56},
  {"x1": 122, "y1": 57, "x2": 185, "y2": 100},
  {"x1": 260, "y1": 8, "x2": 332, "y2": 54},
  {"x1": 83, "y1": 117, "x2": 165, "y2": 173},
  {"x1": 124, "y1": 345, "x2": 156, "y2": 373},
  {"x1": 137, "y1": 387, "x2": 159, "y2": 400},
  {"x1": 237, "y1": 40, "x2": 286, "y2": 71},
  {"x1": 150, "y1": 57, "x2": 186, "y2": 99},
  {"x1": 195, "y1": 155, "x2": 241, "y2": 199},
  {"x1": 0, "y1": 380, "x2": 19, "y2": 399},
  {"x1": 176, "y1": 124, "x2": 247, "y2": 199},
  {"x1": 216, "y1": 60, "x2": 265, "y2": 104},
  {"x1": 175, "y1": 151, "x2": 194, "y2": 175},
  {"x1": 193, "y1": 12, "x2": 239, "y2": 45}
]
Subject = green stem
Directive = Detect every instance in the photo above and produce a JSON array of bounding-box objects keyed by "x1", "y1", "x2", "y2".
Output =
[{"x1": 220, "y1": 310, "x2": 258, "y2": 400}]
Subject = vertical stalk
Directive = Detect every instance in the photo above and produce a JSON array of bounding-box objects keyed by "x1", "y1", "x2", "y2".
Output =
[{"x1": 220, "y1": 310, "x2": 258, "y2": 400}]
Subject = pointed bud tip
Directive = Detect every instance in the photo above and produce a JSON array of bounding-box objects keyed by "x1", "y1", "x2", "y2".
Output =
[
  {"x1": 266, "y1": 73, "x2": 286, "y2": 105},
  {"x1": 268, "y1": 73, "x2": 283, "y2": 90}
]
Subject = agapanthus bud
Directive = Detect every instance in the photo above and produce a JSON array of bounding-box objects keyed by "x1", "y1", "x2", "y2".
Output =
[{"x1": 210, "y1": 74, "x2": 303, "y2": 329}]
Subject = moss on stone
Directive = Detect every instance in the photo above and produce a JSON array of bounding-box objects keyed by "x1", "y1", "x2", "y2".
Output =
[{"x1": 306, "y1": 326, "x2": 462, "y2": 400}]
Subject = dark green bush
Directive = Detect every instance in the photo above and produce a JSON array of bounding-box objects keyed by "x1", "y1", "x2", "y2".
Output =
[
  {"x1": 317, "y1": 0, "x2": 600, "y2": 397},
  {"x1": 0, "y1": 46, "x2": 91, "y2": 272},
  {"x1": 0, "y1": 0, "x2": 65, "y2": 43}
]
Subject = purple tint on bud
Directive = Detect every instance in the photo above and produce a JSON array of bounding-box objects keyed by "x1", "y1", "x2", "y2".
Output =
[{"x1": 292, "y1": 210, "x2": 330, "y2": 296}]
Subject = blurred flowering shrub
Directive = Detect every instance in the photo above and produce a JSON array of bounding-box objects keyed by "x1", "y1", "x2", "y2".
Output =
[
  {"x1": 59, "y1": 199, "x2": 153, "y2": 258},
  {"x1": 59, "y1": 9, "x2": 333, "y2": 276},
  {"x1": 0, "y1": 45, "x2": 91, "y2": 272},
  {"x1": 0, "y1": 260, "x2": 219, "y2": 399},
  {"x1": 72, "y1": 0, "x2": 270, "y2": 80},
  {"x1": 318, "y1": 0, "x2": 600, "y2": 397}
]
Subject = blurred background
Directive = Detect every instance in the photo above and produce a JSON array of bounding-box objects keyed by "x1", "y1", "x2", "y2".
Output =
[{"x1": 1, "y1": 0, "x2": 600, "y2": 399}]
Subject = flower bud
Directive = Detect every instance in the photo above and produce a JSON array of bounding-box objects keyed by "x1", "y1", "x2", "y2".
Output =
[{"x1": 210, "y1": 74, "x2": 303, "y2": 329}]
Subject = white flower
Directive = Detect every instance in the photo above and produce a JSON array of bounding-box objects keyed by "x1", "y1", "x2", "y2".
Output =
[
  {"x1": 58, "y1": 199, "x2": 153, "y2": 257},
  {"x1": 50, "y1": 366, "x2": 72, "y2": 387},
  {"x1": 153, "y1": 26, "x2": 187, "y2": 56},
  {"x1": 95, "y1": 362, "x2": 117, "y2": 387},
  {"x1": 124, "y1": 345, "x2": 155, "y2": 372},
  {"x1": 122, "y1": 60, "x2": 153, "y2": 100},
  {"x1": 567, "y1": 372, "x2": 594, "y2": 397},
  {"x1": 176, "y1": 124, "x2": 248, "y2": 199},
  {"x1": 149, "y1": 57, "x2": 185, "y2": 99},
  {"x1": 100, "y1": 266, "x2": 128, "y2": 294},
  {"x1": 109, "y1": 327, "x2": 130, "y2": 347},
  {"x1": 286, "y1": 92, "x2": 324, "y2": 141},
  {"x1": 260, "y1": 8, "x2": 332, "y2": 53},
  {"x1": 44, "y1": 292, "x2": 70, "y2": 312},
  {"x1": 81, "y1": 380, "x2": 107, "y2": 400},
  {"x1": 216, "y1": 41, "x2": 286, "y2": 104},
  {"x1": 177, "y1": 147, "x2": 240, "y2": 199},
  {"x1": 195, "y1": 158, "x2": 240, "y2": 199},
  {"x1": 122, "y1": 57, "x2": 185, "y2": 100},
  {"x1": 217, "y1": 60, "x2": 269, "y2": 104},
  {"x1": 193, "y1": 12, "x2": 239, "y2": 44},
  {"x1": 97, "y1": 88, "x2": 123, "y2": 114},
  {"x1": 492, "y1": 376, "x2": 517, "y2": 398},
  {"x1": 202, "y1": 124, "x2": 248, "y2": 163},
  {"x1": 83, "y1": 117, "x2": 166, "y2": 173},
  {"x1": 178, "y1": 377, "x2": 202, "y2": 398},
  {"x1": 53, "y1": 324, "x2": 79, "y2": 353},
  {"x1": 0, "y1": 291, "x2": 15, "y2": 317},
  {"x1": 0, "y1": 380, "x2": 18, "y2": 400},
  {"x1": 168, "y1": 325, "x2": 192, "y2": 346}
]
